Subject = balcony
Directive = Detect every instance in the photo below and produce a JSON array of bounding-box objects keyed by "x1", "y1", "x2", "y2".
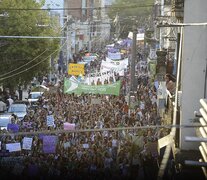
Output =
[
  {"x1": 182, "y1": 99, "x2": 207, "y2": 179},
  {"x1": 171, "y1": 0, "x2": 184, "y2": 19}
]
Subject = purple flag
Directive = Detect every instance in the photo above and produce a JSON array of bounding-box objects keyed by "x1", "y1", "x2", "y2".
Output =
[
  {"x1": 43, "y1": 135, "x2": 57, "y2": 154},
  {"x1": 108, "y1": 48, "x2": 119, "y2": 53},
  {"x1": 38, "y1": 134, "x2": 44, "y2": 140},
  {"x1": 7, "y1": 124, "x2": 19, "y2": 133}
]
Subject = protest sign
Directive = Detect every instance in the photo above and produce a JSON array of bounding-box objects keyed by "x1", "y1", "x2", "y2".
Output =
[
  {"x1": 46, "y1": 115, "x2": 55, "y2": 127},
  {"x1": 64, "y1": 142, "x2": 71, "y2": 149},
  {"x1": 64, "y1": 78, "x2": 121, "y2": 96},
  {"x1": 120, "y1": 49, "x2": 127, "y2": 54},
  {"x1": 128, "y1": 32, "x2": 144, "y2": 41},
  {"x1": 101, "y1": 60, "x2": 128, "y2": 76},
  {"x1": 108, "y1": 47, "x2": 119, "y2": 53},
  {"x1": 22, "y1": 137, "x2": 33, "y2": 150},
  {"x1": 64, "y1": 122, "x2": 75, "y2": 131},
  {"x1": 83, "y1": 144, "x2": 89, "y2": 149},
  {"x1": 107, "y1": 52, "x2": 121, "y2": 60},
  {"x1": 84, "y1": 70, "x2": 115, "y2": 85},
  {"x1": 39, "y1": 134, "x2": 44, "y2": 140},
  {"x1": 105, "y1": 58, "x2": 128, "y2": 66},
  {"x1": 7, "y1": 123, "x2": 19, "y2": 133},
  {"x1": 43, "y1": 135, "x2": 57, "y2": 154},
  {"x1": 68, "y1": 63, "x2": 85, "y2": 76},
  {"x1": 6, "y1": 143, "x2": 21, "y2": 152},
  {"x1": 91, "y1": 98, "x2": 101, "y2": 105}
]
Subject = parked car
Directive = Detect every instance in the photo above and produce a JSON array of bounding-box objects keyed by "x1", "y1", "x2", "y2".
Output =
[
  {"x1": 27, "y1": 92, "x2": 43, "y2": 107},
  {"x1": 8, "y1": 103, "x2": 27, "y2": 120},
  {"x1": 0, "y1": 114, "x2": 12, "y2": 130}
]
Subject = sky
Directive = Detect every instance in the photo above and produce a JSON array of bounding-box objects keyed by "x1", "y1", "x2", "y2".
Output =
[
  {"x1": 43, "y1": 0, "x2": 64, "y2": 25},
  {"x1": 43, "y1": 0, "x2": 63, "y2": 8},
  {"x1": 45, "y1": 0, "x2": 63, "y2": 8},
  {"x1": 36, "y1": 0, "x2": 63, "y2": 8}
]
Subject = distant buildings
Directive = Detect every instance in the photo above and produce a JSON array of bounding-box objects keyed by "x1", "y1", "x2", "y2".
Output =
[{"x1": 63, "y1": 0, "x2": 111, "y2": 58}]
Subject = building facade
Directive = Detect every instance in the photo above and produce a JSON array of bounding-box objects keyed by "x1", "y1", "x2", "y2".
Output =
[
  {"x1": 63, "y1": 0, "x2": 111, "y2": 56},
  {"x1": 180, "y1": 0, "x2": 207, "y2": 150}
]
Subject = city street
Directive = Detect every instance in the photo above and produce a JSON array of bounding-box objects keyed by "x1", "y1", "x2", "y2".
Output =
[{"x1": 0, "y1": 0, "x2": 207, "y2": 180}]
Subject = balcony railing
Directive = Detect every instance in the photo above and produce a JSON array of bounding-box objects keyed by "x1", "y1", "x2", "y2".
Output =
[{"x1": 184, "y1": 99, "x2": 207, "y2": 178}]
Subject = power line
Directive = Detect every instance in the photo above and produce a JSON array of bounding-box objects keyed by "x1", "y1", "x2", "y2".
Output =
[
  {"x1": 0, "y1": 4, "x2": 156, "y2": 11},
  {"x1": 0, "y1": 40, "x2": 67, "y2": 82},
  {"x1": 0, "y1": 50, "x2": 48, "y2": 78},
  {"x1": 0, "y1": 35, "x2": 66, "y2": 39},
  {"x1": 0, "y1": 124, "x2": 205, "y2": 137},
  {"x1": 0, "y1": 20, "x2": 69, "y2": 78}
]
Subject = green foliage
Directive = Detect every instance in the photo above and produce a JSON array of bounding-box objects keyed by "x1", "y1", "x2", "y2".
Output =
[
  {"x1": 108, "y1": 0, "x2": 154, "y2": 38},
  {"x1": 0, "y1": 0, "x2": 61, "y2": 88}
]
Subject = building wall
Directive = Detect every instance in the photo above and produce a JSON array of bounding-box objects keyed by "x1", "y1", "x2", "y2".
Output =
[
  {"x1": 64, "y1": 0, "x2": 82, "y2": 20},
  {"x1": 180, "y1": 0, "x2": 207, "y2": 150},
  {"x1": 64, "y1": 0, "x2": 111, "y2": 52}
]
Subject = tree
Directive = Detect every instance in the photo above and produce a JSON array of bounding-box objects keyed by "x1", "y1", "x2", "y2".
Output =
[
  {"x1": 0, "y1": 0, "x2": 61, "y2": 89},
  {"x1": 108, "y1": 0, "x2": 154, "y2": 38}
]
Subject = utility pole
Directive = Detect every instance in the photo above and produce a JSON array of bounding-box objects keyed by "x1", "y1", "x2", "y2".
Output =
[
  {"x1": 66, "y1": 15, "x2": 69, "y2": 73},
  {"x1": 130, "y1": 25, "x2": 137, "y2": 92},
  {"x1": 128, "y1": 25, "x2": 137, "y2": 115}
]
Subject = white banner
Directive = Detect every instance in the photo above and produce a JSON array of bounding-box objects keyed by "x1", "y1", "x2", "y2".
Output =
[
  {"x1": 106, "y1": 57, "x2": 129, "y2": 66},
  {"x1": 83, "y1": 144, "x2": 89, "y2": 149},
  {"x1": 128, "y1": 32, "x2": 144, "y2": 41},
  {"x1": 22, "y1": 137, "x2": 33, "y2": 150},
  {"x1": 107, "y1": 52, "x2": 121, "y2": 60},
  {"x1": 6, "y1": 143, "x2": 21, "y2": 152},
  {"x1": 84, "y1": 70, "x2": 116, "y2": 85},
  {"x1": 101, "y1": 59, "x2": 128, "y2": 76}
]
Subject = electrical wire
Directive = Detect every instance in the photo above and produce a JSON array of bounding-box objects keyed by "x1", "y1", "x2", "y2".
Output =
[
  {"x1": 0, "y1": 21, "x2": 69, "y2": 78},
  {"x1": 0, "y1": 124, "x2": 206, "y2": 137},
  {"x1": 0, "y1": 50, "x2": 48, "y2": 78},
  {"x1": 0, "y1": 4, "x2": 159, "y2": 11},
  {"x1": 0, "y1": 40, "x2": 67, "y2": 82}
]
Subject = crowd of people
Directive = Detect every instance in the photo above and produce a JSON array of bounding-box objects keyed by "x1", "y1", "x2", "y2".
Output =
[{"x1": 0, "y1": 45, "x2": 167, "y2": 180}]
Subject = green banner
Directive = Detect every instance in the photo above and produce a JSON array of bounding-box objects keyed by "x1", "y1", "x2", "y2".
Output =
[{"x1": 64, "y1": 78, "x2": 121, "y2": 96}]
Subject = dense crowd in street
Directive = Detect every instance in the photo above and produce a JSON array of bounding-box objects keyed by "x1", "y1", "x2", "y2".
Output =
[{"x1": 0, "y1": 44, "x2": 166, "y2": 179}]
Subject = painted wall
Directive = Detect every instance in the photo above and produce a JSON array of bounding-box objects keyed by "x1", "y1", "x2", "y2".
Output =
[{"x1": 180, "y1": 0, "x2": 207, "y2": 150}]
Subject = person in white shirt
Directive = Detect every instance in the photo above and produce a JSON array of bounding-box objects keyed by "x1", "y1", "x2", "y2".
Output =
[{"x1": 7, "y1": 96, "x2": 14, "y2": 108}]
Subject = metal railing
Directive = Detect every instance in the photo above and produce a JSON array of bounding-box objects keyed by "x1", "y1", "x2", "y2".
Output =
[{"x1": 184, "y1": 99, "x2": 207, "y2": 178}]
